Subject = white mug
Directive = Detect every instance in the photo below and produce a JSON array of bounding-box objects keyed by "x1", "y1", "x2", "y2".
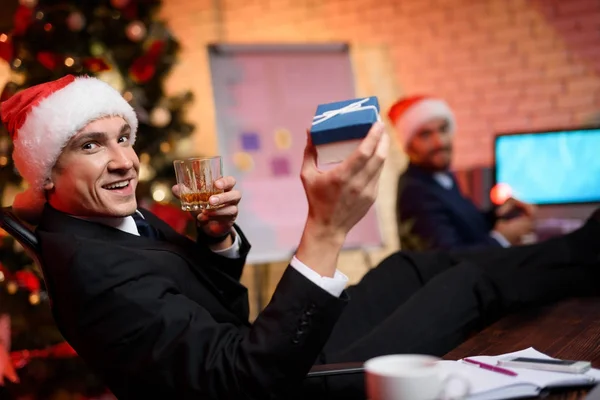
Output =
[{"x1": 364, "y1": 354, "x2": 470, "y2": 400}]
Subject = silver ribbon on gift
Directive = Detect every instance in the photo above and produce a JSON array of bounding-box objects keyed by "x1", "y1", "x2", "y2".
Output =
[{"x1": 312, "y1": 98, "x2": 381, "y2": 126}]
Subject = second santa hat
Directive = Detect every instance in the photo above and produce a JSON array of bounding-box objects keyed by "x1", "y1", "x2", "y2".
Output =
[{"x1": 387, "y1": 95, "x2": 456, "y2": 148}]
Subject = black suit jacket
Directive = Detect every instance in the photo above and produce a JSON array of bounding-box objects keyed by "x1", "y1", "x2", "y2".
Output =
[
  {"x1": 396, "y1": 163, "x2": 501, "y2": 251},
  {"x1": 37, "y1": 205, "x2": 348, "y2": 399}
]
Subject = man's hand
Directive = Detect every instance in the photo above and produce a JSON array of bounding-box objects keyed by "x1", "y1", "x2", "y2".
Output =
[
  {"x1": 497, "y1": 197, "x2": 537, "y2": 219},
  {"x1": 172, "y1": 176, "x2": 241, "y2": 248},
  {"x1": 296, "y1": 122, "x2": 389, "y2": 277},
  {"x1": 494, "y1": 215, "x2": 534, "y2": 245}
]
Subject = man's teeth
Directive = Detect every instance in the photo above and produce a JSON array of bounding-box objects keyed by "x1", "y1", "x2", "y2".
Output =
[{"x1": 105, "y1": 181, "x2": 129, "y2": 189}]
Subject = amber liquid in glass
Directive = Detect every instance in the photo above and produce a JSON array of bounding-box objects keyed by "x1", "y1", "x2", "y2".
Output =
[{"x1": 180, "y1": 190, "x2": 224, "y2": 211}]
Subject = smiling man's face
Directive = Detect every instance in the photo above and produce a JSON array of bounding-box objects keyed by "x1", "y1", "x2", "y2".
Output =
[{"x1": 44, "y1": 116, "x2": 139, "y2": 218}]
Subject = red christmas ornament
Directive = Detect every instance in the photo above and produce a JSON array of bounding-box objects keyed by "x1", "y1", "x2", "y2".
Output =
[
  {"x1": 82, "y1": 57, "x2": 111, "y2": 73},
  {"x1": 122, "y1": 1, "x2": 139, "y2": 20},
  {"x1": 37, "y1": 52, "x2": 61, "y2": 71},
  {"x1": 10, "y1": 341, "x2": 77, "y2": 369},
  {"x1": 0, "y1": 35, "x2": 12, "y2": 63},
  {"x1": 0, "y1": 314, "x2": 18, "y2": 385},
  {"x1": 14, "y1": 270, "x2": 40, "y2": 293},
  {"x1": 129, "y1": 40, "x2": 165, "y2": 83},
  {"x1": 110, "y1": 0, "x2": 130, "y2": 9},
  {"x1": 129, "y1": 60, "x2": 155, "y2": 83},
  {"x1": 13, "y1": 6, "x2": 33, "y2": 36}
]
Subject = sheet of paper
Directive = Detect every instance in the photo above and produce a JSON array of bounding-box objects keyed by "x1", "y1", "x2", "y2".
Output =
[
  {"x1": 470, "y1": 347, "x2": 599, "y2": 388},
  {"x1": 437, "y1": 360, "x2": 526, "y2": 397},
  {"x1": 439, "y1": 348, "x2": 599, "y2": 400}
]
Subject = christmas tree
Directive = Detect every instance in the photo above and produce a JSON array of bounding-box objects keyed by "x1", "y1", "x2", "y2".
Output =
[{"x1": 0, "y1": 0, "x2": 195, "y2": 397}]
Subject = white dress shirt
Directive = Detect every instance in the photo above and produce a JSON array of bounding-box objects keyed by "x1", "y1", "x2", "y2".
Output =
[
  {"x1": 433, "y1": 173, "x2": 510, "y2": 248},
  {"x1": 88, "y1": 211, "x2": 348, "y2": 297}
]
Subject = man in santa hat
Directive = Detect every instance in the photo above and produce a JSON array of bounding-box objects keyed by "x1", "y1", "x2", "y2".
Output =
[
  {"x1": 389, "y1": 95, "x2": 536, "y2": 251},
  {"x1": 3, "y1": 76, "x2": 600, "y2": 399}
]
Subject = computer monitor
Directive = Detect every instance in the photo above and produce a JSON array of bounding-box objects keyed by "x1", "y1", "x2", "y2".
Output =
[{"x1": 494, "y1": 127, "x2": 600, "y2": 206}]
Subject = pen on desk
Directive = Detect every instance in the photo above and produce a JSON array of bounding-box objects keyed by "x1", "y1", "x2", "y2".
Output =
[{"x1": 463, "y1": 358, "x2": 518, "y2": 377}]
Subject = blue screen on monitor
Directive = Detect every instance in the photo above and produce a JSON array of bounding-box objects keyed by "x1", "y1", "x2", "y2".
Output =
[{"x1": 495, "y1": 129, "x2": 600, "y2": 205}]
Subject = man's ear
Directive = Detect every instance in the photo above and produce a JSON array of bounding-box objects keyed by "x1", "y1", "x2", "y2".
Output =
[{"x1": 42, "y1": 178, "x2": 54, "y2": 191}]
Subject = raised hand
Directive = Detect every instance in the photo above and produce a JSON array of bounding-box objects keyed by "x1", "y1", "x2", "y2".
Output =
[{"x1": 296, "y1": 122, "x2": 389, "y2": 277}]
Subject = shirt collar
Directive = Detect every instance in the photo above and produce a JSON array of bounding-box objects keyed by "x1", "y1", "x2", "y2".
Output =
[
  {"x1": 73, "y1": 210, "x2": 144, "y2": 236},
  {"x1": 433, "y1": 172, "x2": 454, "y2": 190}
]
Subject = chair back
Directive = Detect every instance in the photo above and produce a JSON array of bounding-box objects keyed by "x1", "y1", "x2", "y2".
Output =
[
  {"x1": 0, "y1": 207, "x2": 41, "y2": 265},
  {"x1": 0, "y1": 207, "x2": 55, "y2": 308}
]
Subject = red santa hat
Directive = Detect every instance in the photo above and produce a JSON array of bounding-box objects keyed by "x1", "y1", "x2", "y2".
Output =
[
  {"x1": 0, "y1": 75, "x2": 138, "y2": 223},
  {"x1": 387, "y1": 95, "x2": 456, "y2": 148}
]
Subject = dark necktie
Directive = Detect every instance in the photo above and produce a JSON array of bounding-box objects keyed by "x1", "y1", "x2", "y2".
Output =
[{"x1": 132, "y1": 213, "x2": 161, "y2": 240}]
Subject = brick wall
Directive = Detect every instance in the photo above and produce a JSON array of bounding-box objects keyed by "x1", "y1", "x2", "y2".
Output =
[
  {"x1": 158, "y1": 0, "x2": 599, "y2": 313},
  {"x1": 162, "y1": 0, "x2": 600, "y2": 167}
]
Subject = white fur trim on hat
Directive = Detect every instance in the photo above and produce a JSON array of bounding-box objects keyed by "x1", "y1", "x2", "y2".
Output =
[
  {"x1": 395, "y1": 98, "x2": 455, "y2": 147},
  {"x1": 12, "y1": 76, "x2": 138, "y2": 191}
]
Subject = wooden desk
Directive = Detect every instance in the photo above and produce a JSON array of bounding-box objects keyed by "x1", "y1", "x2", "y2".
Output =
[{"x1": 444, "y1": 297, "x2": 600, "y2": 399}]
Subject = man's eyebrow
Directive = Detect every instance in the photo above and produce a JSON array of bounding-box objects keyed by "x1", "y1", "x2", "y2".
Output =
[
  {"x1": 69, "y1": 124, "x2": 131, "y2": 147},
  {"x1": 70, "y1": 131, "x2": 108, "y2": 146}
]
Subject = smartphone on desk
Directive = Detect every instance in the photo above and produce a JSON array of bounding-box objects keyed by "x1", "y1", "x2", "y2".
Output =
[{"x1": 498, "y1": 357, "x2": 591, "y2": 374}]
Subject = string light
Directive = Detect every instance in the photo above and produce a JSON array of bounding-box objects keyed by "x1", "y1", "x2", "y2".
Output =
[
  {"x1": 0, "y1": 34, "x2": 7, "y2": 42},
  {"x1": 6, "y1": 281, "x2": 18, "y2": 295},
  {"x1": 29, "y1": 292, "x2": 40, "y2": 305},
  {"x1": 35, "y1": 11, "x2": 44, "y2": 19},
  {"x1": 151, "y1": 183, "x2": 171, "y2": 203},
  {"x1": 138, "y1": 162, "x2": 156, "y2": 182},
  {"x1": 44, "y1": 23, "x2": 53, "y2": 32},
  {"x1": 0, "y1": 156, "x2": 8, "y2": 166},
  {"x1": 140, "y1": 153, "x2": 150, "y2": 163},
  {"x1": 64, "y1": 57, "x2": 74, "y2": 67},
  {"x1": 490, "y1": 183, "x2": 513, "y2": 206},
  {"x1": 160, "y1": 142, "x2": 171, "y2": 153},
  {"x1": 123, "y1": 91, "x2": 133, "y2": 101},
  {"x1": 0, "y1": 271, "x2": 4, "y2": 282},
  {"x1": 152, "y1": 188, "x2": 166, "y2": 202},
  {"x1": 12, "y1": 59, "x2": 22, "y2": 68}
]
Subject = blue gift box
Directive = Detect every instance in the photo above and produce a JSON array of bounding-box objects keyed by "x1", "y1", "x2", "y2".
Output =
[{"x1": 311, "y1": 96, "x2": 381, "y2": 164}]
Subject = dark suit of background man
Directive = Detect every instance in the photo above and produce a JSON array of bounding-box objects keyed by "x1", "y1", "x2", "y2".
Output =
[
  {"x1": 3, "y1": 76, "x2": 600, "y2": 400},
  {"x1": 388, "y1": 95, "x2": 536, "y2": 252}
]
